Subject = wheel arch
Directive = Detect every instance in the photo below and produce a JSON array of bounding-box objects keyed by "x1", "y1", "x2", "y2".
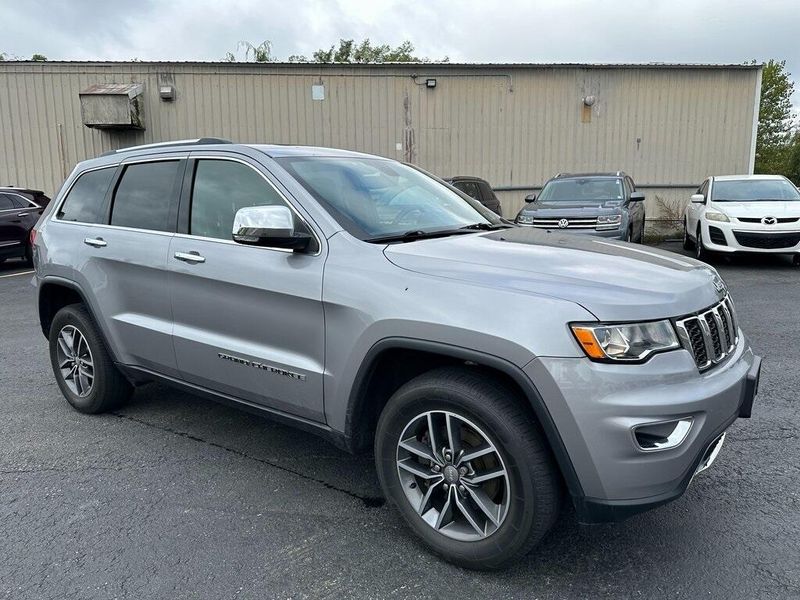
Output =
[{"x1": 343, "y1": 337, "x2": 584, "y2": 499}]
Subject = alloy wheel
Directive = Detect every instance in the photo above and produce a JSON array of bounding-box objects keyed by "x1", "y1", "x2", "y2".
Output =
[
  {"x1": 56, "y1": 325, "x2": 95, "y2": 397},
  {"x1": 396, "y1": 410, "x2": 511, "y2": 541}
]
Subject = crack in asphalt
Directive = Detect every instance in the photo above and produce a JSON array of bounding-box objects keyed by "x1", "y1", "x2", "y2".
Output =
[{"x1": 110, "y1": 412, "x2": 386, "y2": 509}]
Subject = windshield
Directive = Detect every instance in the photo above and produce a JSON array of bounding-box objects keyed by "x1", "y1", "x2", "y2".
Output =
[
  {"x1": 276, "y1": 156, "x2": 496, "y2": 240},
  {"x1": 539, "y1": 178, "x2": 624, "y2": 202},
  {"x1": 711, "y1": 179, "x2": 800, "y2": 202}
]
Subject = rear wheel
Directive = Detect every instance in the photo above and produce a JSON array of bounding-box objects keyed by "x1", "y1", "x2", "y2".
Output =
[
  {"x1": 793, "y1": 254, "x2": 800, "y2": 267},
  {"x1": 375, "y1": 367, "x2": 562, "y2": 570},
  {"x1": 49, "y1": 304, "x2": 132, "y2": 414}
]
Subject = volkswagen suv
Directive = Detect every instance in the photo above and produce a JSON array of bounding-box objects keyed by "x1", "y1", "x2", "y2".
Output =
[{"x1": 33, "y1": 140, "x2": 761, "y2": 569}]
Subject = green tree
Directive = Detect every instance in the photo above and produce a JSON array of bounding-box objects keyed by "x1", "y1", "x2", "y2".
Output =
[
  {"x1": 753, "y1": 59, "x2": 795, "y2": 174},
  {"x1": 312, "y1": 39, "x2": 446, "y2": 63},
  {"x1": 30, "y1": 53, "x2": 47, "y2": 61},
  {"x1": 223, "y1": 40, "x2": 276, "y2": 63},
  {"x1": 786, "y1": 133, "x2": 800, "y2": 185}
]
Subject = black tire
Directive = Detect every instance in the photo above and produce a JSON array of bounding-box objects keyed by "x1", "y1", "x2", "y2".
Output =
[
  {"x1": 375, "y1": 366, "x2": 562, "y2": 570},
  {"x1": 793, "y1": 254, "x2": 800, "y2": 267},
  {"x1": 23, "y1": 241, "x2": 33, "y2": 266},
  {"x1": 638, "y1": 218, "x2": 646, "y2": 243},
  {"x1": 695, "y1": 225, "x2": 709, "y2": 262},
  {"x1": 682, "y1": 219, "x2": 694, "y2": 251},
  {"x1": 48, "y1": 304, "x2": 132, "y2": 414}
]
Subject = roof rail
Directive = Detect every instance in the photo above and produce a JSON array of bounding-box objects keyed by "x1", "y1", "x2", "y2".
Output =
[{"x1": 101, "y1": 137, "x2": 232, "y2": 157}]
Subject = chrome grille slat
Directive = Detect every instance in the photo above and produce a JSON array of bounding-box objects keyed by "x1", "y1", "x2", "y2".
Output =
[
  {"x1": 675, "y1": 296, "x2": 738, "y2": 371},
  {"x1": 532, "y1": 217, "x2": 598, "y2": 230}
]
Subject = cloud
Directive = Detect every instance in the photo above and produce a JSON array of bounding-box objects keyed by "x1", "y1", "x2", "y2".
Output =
[{"x1": 1, "y1": 0, "x2": 798, "y2": 106}]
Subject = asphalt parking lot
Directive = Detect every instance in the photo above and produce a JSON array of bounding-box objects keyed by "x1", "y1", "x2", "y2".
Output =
[{"x1": 1, "y1": 244, "x2": 799, "y2": 599}]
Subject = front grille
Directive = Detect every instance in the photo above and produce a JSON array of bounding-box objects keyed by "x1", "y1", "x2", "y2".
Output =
[
  {"x1": 737, "y1": 217, "x2": 799, "y2": 224},
  {"x1": 532, "y1": 217, "x2": 598, "y2": 229},
  {"x1": 733, "y1": 231, "x2": 800, "y2": 249},
  {"x1": 708, "y1": 226, "x2": 727, "y2": 245},
  {"x1": 675, "y1": 297, "x2": 738, "y2": 371}
]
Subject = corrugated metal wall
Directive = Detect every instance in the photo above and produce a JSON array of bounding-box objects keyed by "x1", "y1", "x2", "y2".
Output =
[{"x1": 0, "y1": 62, "x2": 760, "y2": 218}]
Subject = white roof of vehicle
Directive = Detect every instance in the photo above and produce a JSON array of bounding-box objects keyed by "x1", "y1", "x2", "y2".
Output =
[{"x1": 712, "y1": 174, "x2": 788, "y2": 181}]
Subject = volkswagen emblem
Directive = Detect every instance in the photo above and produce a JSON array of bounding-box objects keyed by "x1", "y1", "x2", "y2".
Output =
[
  {"x1": 761, "y1": 216, "x2": 777, "y2": 225},
  {"x1": 557, "y1": 218, "x2": 570, "y2": 229}
]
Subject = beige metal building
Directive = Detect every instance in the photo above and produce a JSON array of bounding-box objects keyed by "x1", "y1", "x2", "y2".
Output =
[{"x1": 0, "y1": 61, "x2": 761, "y2": 226}]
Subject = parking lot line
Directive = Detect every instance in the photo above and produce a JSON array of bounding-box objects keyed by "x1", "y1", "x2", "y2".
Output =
[{"x1": 0, "y1": 270, "x2": 34, "y2": 279}]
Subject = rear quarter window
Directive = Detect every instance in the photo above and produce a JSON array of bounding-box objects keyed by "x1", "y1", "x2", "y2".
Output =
[{"x1": 57, "y1": 167, "x2": 116, "y2": 223}]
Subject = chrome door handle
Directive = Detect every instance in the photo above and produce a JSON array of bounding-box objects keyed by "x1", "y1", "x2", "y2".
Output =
[
  {"x1": 16, "y1": 212, "x2": 30, "y2": 217},
  {"x1": 174, "y1": 251, "x2": 205, "y2": 264},
  {"x1": 83, "y1": 237, "x2": 107, "y2": 248}
]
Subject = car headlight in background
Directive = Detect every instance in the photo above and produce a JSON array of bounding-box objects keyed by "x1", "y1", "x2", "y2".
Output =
[
  {"x1": 596, "y1": 214, "x2": 622, "y2": 230},
  {"x1": 516, "y1": 214, "x2": 535, "y2": 224},
  {"x1": 570, "y1": 320, "x2": 680, "y2": 362},
  {"x1": 705, "y1": 210, "x2": 730, "y2": 223}
]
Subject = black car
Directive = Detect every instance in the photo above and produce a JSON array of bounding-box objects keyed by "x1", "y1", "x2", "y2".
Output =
[
  {"x1": 515, "y1": 172, "x2": 646, "y2": 243},
  {"x1": 0, "y1": 187, "x2": 50, "y2": 264},
  {"x1": 444, "y1": 176, "x2": 503, "y2": 216}
]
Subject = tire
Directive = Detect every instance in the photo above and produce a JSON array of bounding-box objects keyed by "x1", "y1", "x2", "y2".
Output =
[
  {"x1": 23, "y1": 242, "x2": 33, "y2": 266},
  {"x1": 375, "y1": 366, "x2": 562, "y2": 570},
  {"x1": 695, "y1": 224, "x2": 709, "y2": 262},
  {"x1": 48, "y1": 304, "x2": 132, "y2": 414},
  {"x1": 638, "y1": 218, "x2": 646, "y2": 243},
  {"x1": 682, "y1": 219, "x2": 694, "y2": 251},
  {"x1": 793, "y1": 254, "x2": 800, "y2": 267}
]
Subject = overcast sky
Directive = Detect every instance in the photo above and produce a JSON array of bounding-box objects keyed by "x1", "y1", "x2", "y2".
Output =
[{"x1": 2, "y1": 0, "x2": 799, "y2": 105}]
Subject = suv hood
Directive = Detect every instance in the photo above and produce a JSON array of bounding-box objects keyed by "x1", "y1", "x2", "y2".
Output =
[
  {"x1": 384, "y1": 227, "x2": 722, "y2": 321},
  {"x1": 710, "y1": 200, "x2": 800, "y2": 218}
]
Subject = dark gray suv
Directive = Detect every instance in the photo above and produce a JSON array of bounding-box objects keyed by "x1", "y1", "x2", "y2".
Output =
[
  {"x1": 33, "y1": 140, "x2": 760, "y2": 569},
  {"x1": 516, "y1": 172, "x2": 646, "y2": 242}
]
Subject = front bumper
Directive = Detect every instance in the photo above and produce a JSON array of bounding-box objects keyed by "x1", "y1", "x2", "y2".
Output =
[
  {"x1": 701, "y1": 220, "x2": 800, "y2": 254},
  {"x1": 526, "y1": 335, "x2": 760, "y2": 523}
]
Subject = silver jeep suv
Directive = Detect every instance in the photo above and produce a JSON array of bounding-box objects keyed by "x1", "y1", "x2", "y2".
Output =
[{"x1": 33, "y1": 140, "x2": 761, "y2": 569}]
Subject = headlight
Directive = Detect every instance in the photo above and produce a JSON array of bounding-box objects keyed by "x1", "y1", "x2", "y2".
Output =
[
  {"x1": 596, "y1": 214, "x2": 622, "y2": 230},
  {"x1": 705, "y1": 210, "x2": 730, "y2": 223},
  {"x1": 570, "y1": 320, "x2": 680, "y2": 362},
  {"x1": 516, "y1": 214, "x2": 534, "y2": 224}
]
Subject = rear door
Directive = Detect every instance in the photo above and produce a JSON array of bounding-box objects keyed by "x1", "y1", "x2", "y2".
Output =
[
  {"x1": 81, "y1": 155, "x2": 185, "y2": 377},
  {"x1": 168, "y1": 153, "x2": 326, "y2": 422},
  {"x1": 0, "y1": 194, "x2": 27, "y2": 257}
]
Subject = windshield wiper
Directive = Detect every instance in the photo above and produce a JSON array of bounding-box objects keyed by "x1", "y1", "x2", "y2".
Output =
[
  {"x1": 458, "y1": 222, "x2": 512, "y2": 231},
  {"x1": 366, "y1": 229, "x2": 475, "y2": 244}
]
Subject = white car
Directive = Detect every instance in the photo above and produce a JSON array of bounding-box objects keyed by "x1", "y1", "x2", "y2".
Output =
[{"x1": 683, "y1": 174, "x2": 800, "y2": 265}]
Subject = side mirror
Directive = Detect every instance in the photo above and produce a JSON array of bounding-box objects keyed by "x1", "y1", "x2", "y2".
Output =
[
  {"x1": 232, "y1": 205, "x2": 314, "y2": 252},
  {"x1": 524, "y1": 193, "x2": 536, "y2": 203},
  {"x1": 629, "y1": 191, "x2": 645, "y2": 202},
  {"x1": 690, "y1": 194, "x2": 705, "y2": 204}
]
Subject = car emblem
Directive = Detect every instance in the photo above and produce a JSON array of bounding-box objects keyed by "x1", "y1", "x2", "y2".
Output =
[
  {"x1": 713, "y1": 277, "x2": 726, "y2": 296},
  {"x1": 761, "y1": 216, "x2": 777, "y2": 225},
  {"x1": 557, "y1": 218, "x2": 569, "y2": 229}
]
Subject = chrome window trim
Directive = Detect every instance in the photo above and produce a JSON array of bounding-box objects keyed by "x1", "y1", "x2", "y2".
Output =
[{"x1": 184, "y1": 154, "x2": 323, "y2": 257}]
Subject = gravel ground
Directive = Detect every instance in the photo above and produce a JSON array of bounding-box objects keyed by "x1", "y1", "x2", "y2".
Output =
[{"x1": 1, "y1": 245, "x2": 798, "y2": 599}]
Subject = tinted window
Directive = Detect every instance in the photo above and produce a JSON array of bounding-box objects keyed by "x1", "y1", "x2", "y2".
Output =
[
  {"x1": 711, "y1": 179, "x2": 800, "y2": 202},
  {"x1": 57, "y1": 167, "x2": 116, "y2": 223},
  {"x1": 110, "y1": 161, "x2": 180, "y2": 232},
  {"x1": 190, "y1": 160, "x2": 287, "y2": 240},
  {"x1": 8, "y1": 194, "x2": 30, "y2": 208},
  {"x1": 0, "y1": 194, "x2": 14, "y2": 210},
  {"x1": 477, "y1": 181, "x2": 496, "y2": 201},
  {"x1": 453, "y1": 181, "x2": 482, "y2": 201}
]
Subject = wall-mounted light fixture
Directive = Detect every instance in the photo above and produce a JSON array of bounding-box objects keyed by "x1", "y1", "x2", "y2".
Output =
[
  {"x1": 425, "y1": 78, "x2": 437, "y2": 88},
  {"x1": 159, "y1": 85, "x2": 176, "y2": 101}
]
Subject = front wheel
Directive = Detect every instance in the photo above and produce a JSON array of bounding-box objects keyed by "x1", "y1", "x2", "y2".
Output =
[
  {"x1": 375, "y1": 367, "x2": 562, "y2": 570},
  {"x1": 683, "y1": 219, "x2": 694, "y2": 251},
  {"x1": 695, "y1": 225, "x2": 710, "y2": 262}
]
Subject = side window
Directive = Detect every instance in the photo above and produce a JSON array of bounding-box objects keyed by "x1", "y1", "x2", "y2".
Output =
[
  {"x1": 110, "y1": 161, "x2": 180, "y2": 232},
  {"x1": 57, "y1": 167, "x2": 116, "y2": 223},
  {"x1": 0, "y1": 194, "x2": 14, "y2": 210},
  {"x1": 477, "y1": 181, "x2": 496, "y2": 201},
  {"x1": 699, "y1": 180, "x2": 709, "y2": 199},
  {"x1": 453, "y1": 181, "x2": 482, "y2": 201},
  {"x1": 190, "y1": 159, "x2": 288, "y2": 240},
  {"x1": 8, "y1": 195, "x2": 31, "y2": 209},
  {"x1": 622, "y1": 178, "x2": 633, "y2": 196}
]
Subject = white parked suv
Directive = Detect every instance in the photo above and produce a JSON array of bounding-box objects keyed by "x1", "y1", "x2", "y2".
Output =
[{"x1": 683, "y1": 174, "x2": 800, "y2": 265}]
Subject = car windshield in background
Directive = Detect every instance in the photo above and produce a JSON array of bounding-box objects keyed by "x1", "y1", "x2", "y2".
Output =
[
  {"x1": 712, "y1": 179, "x2": 800, "y2": 202},
  {"x1": 538, "y1": 178, "x2": 624, "y2": 202},
  {"x1": 276, "y1": 157, "x2": 496, "y2": 241}
]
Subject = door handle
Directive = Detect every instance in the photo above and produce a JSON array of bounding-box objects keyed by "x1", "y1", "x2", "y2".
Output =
[
  {"x1": 83, "y1": 237, "x2": 107, "y2": 248},
  {"x1": 174, "y1": 251, "x2": 206, "y2": 264},
  {"x1": 16, "y1": 212, "x2": 30, "y2": 217}
]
